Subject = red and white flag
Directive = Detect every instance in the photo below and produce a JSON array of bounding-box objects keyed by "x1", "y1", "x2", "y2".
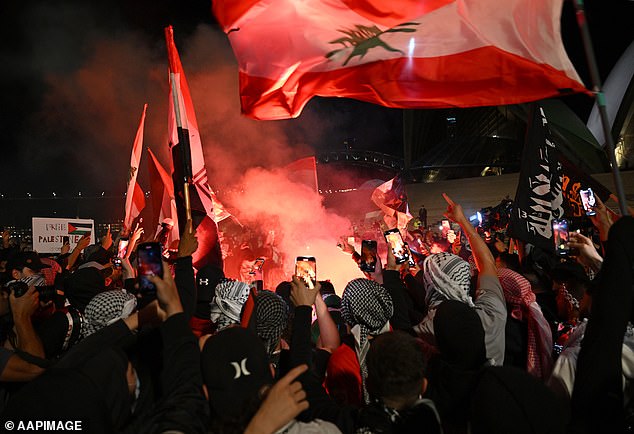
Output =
[
  {"x1": 285, "y1": 156, "x2": 319, "y2": 194},
  {"x1": 165, "y1": 25, "x2": 223, "y2": 269},
  {"x1": 123, "y1": 104, "x2": 147, "y2": 228},
  {"x1": 147, "y1": 147, "x2": 179, "y2": 246},
  {"x1": 213, "y1": 0, "x2": 587, "y2": 120},
  {"x1": 371, "y1": 175, "x2": 413, "y2": 232}
]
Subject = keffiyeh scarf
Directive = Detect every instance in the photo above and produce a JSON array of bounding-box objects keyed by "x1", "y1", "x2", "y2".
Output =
[
  {"x1": 423, "y1": 253, "x2": 474, "y2": 308},
  {"x1": 254, "y1": 290, "x2": 289, "y2": 359},
  {"x1": 82, "y1": 290, "x2": 137, "y2": 338},
  {"x1": 210, "y1": 279, "x2": 250, "y2": 332},
  {"x1": 341, "y1": 278, "x2": 393, "y2": 404},
  {"x1": 498, "y1": 268, "x2": 553, "y2": 379}
]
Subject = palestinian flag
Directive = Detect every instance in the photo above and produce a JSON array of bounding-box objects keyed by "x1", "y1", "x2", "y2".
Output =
[{"x1": 68, "y1": 222, "x2": 92, "y2": 235}]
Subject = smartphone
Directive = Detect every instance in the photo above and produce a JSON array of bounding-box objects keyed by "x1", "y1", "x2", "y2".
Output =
[
  {"x1": 295, "y1": 256, "x2": 317, "y2": 288},
  {"x1": 118, "y1": 238, "x2": 129, "y2": 258},
  {"x1": 360, "y1": 240, "x2": 378, "y2": 273},
  {"x1": 384, "y1": 228, "x2": 409, "y2": 264},
  {"x1": 579, "y1": 188, "x2": 597, "y2": 216},
  {"x1": 137, "y1": 242, "x2": 164, "y2": 296},
  {"x1": 249, "y1": 257, "x2": 265, "y2": 275},
  {"x1": 552, "y1": 219, "x2": 570, "y2": 256},
  {"x1": 62, "y1": 236, "x2": 70, "y2": 245},
  {"x1": 112, "y1": 257, "x2": 123, "y2": 269}
]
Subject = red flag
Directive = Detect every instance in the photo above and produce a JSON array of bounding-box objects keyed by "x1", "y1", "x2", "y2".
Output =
[
  {"x1": 213, "y1": 0, "x2": 588, "y2": 120},
  {"x1": 147, "y1": 148, "x2": 179, "y2": 246},
  {"x1": 285, "y1": 156, "x2": 319, "y2": 194},
  {"x1": 124, "y1": 104, "x2": 147, "y2": 228},
  {"x1": 165, "y1": 26, "x2": 223, "y2": 270}
]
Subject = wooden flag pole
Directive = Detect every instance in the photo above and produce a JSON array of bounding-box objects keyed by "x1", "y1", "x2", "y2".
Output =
[
  {"x1": 573, "y1": 0, "x2": 628, "y2": 216},
  {"x1": 170, "y1": 74, "x2": 192, "y2": 221}
]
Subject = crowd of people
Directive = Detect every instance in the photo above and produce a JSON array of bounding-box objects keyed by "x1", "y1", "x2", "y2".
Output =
[{"x1": 0, "y1": 192, "x2": 632, "y2": 434}]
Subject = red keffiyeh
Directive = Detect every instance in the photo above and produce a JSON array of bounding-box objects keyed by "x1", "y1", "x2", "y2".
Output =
[{"x1": 498, "y1": 268, "x2": 553, "y2": 380}]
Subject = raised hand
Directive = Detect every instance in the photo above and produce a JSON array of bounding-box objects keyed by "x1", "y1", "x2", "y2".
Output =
[
  {"x1": 245, "y1": 364, "x2": 309, "y2": 434},
  {"x1": 568, "y1": 232, "x2": 603, "y2": 272},
  {"x1": 148, "y1": 261, "x2": 183, "y2": 318},
  {"x1": 442, "y1": 193, "x2": 468, "y2": 226},
  {"x1": 101, "y1": 225, "x2": 113, "y2": 250},
  {"x1": 290, "y1": 275, "x2": 320, "y2": 307}
]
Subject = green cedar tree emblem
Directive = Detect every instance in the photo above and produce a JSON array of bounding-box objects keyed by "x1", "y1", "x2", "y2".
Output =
[{"x1": 326, "y1": 22, "x2": 420, "y2": 66}]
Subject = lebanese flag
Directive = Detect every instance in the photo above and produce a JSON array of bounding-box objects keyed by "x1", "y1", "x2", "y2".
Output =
[
  {"x1": 213, "y1": 0, "x2": 588, "y2": 120},
  {"x1": 147, "y1": 147, "x2": 179, "y2": 246},
  {"x1": 165, "y1": 26, "x2": 223, "y2": 270},
  {"x1": 123, "y1": 104, "x2": 148, "y2": 228}
]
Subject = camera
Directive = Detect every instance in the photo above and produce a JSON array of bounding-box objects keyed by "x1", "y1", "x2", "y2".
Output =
[
  {"x1": 5, "y1": 281, "x2": 57, "y2": 303},
  {"x1": 6, "y1": 281, "x2": 28, "y2": 297}
]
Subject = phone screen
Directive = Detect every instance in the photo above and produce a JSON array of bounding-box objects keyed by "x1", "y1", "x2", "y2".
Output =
[
  {"x1": 579, "y1": 188, "x2": 597, "y2": 216},
  {"x1": 360, "y1": 240, "x2": 378, "y2": 273},
  {"x1": 552, "y1": 219, "x2": 570, "y2": 256},
  {"x1": 137, "y1": 242, "x2": 164, "y2": 295},
  {"x1": 384, "y1": 229, "x2": 409, "y2": 264},
  {"x1": 118, "y1": 238, "x2": 129, "y2": 258},
  {"x1": 295, "y1": 256, "x2": 317, "y2": 288}
]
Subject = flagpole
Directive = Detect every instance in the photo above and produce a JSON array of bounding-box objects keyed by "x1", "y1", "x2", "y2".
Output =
[
  {"x1": 170, "y1": 73, "x2": 193, "y2": 221},
  {"x1": 573, "y1": 0, "x2": 628, "y2": 216}
]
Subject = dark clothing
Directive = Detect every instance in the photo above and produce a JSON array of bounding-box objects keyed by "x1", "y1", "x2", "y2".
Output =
[
  {"x1": 173, "y1": 256, "x2": 196, "y2": 319},
  {"x1": 124, "y1": 313, "x2": 208, "y2": 434},
  {"x1": 4, "y1": 347, "x2": 132, "y2": 433},
  {"x1": 571, "y1": 217, "x2": 634, "y2": 434},
  {"x1": 292, "y1": 306, "x2": 440, "y2": 434},
  {"x1": 382, "y1": 270, "x2": 414, "y2": 331},
  {"x1": 503, "y1": 315, "x2": 528, "y2": 370}
]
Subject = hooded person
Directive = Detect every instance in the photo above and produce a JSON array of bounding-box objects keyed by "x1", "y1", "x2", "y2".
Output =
[
  {"x1": 63, "y1": 266, "x2": 107, "y2": 313},
  {"x1": 414, "y1": 251, "x2": 506, "y2": 366},
  {"x1": 202, "y1": 326, "x2": 341, "y2": 433},
  {"x1": 424, "y1": 299, "x2": 488, "y2": 432},
  {"x1": 201, "y1": 326, "x2": 274, "y2": 431},
  {"x1": 253, "y1": 290, "x2": 289, "y2": 366},
  {"x1": 326, "y1": 278, "x2": 393, "y2": 406},
  {"x1": 188, "y1": 264, "x2": 224, "y2": 337},
  {"x1": 469, "y1": 366, "x2": 567, "y2": 434},
  {"x1": 209, "y1": 278, "x2": 250, "y2": 332},
  {"x1": 4, "y1": 252, "x2": 49, "y2": 288},
  {"x1": 82, "y1": 290, "x2": 137, "y2": 338},
  {"x1": 497, "y1": 267, "x2": 553, "y2": 380}
]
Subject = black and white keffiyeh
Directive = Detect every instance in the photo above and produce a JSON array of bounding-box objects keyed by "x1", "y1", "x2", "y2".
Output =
[
  {"x1": 82, "y1": 290, "x2": 137, "y2": 338},
  {"x1": 423, "y1": 252, "x2": 474, "y2": 308},
  {"x1": 210, "y1": 279, "x2": 250, "y2": 332},
  {"x1": 254, "y1": 290, "x2": 289, "y2": 358},
  {"x1": 341, "y1": 278, "x2": 393, "y2": 404}
]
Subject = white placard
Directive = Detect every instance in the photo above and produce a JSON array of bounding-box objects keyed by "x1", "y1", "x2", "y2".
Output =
[{"x1": 32, "y1": 217, "x2": 95, "y2": 254}]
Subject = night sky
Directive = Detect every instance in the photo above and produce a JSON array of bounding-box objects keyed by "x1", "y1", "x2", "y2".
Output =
[{"x1": 1, "y1": 0, "x2": 632, "y2": 199}]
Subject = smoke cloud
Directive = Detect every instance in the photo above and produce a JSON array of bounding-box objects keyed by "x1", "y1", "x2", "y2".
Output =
[
  {"x1": 228, "y1": 167, "x2": 364, "y2": 292},
  {"x1": 5, "y1": 5, "x2": 384, "y2": 290}
]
